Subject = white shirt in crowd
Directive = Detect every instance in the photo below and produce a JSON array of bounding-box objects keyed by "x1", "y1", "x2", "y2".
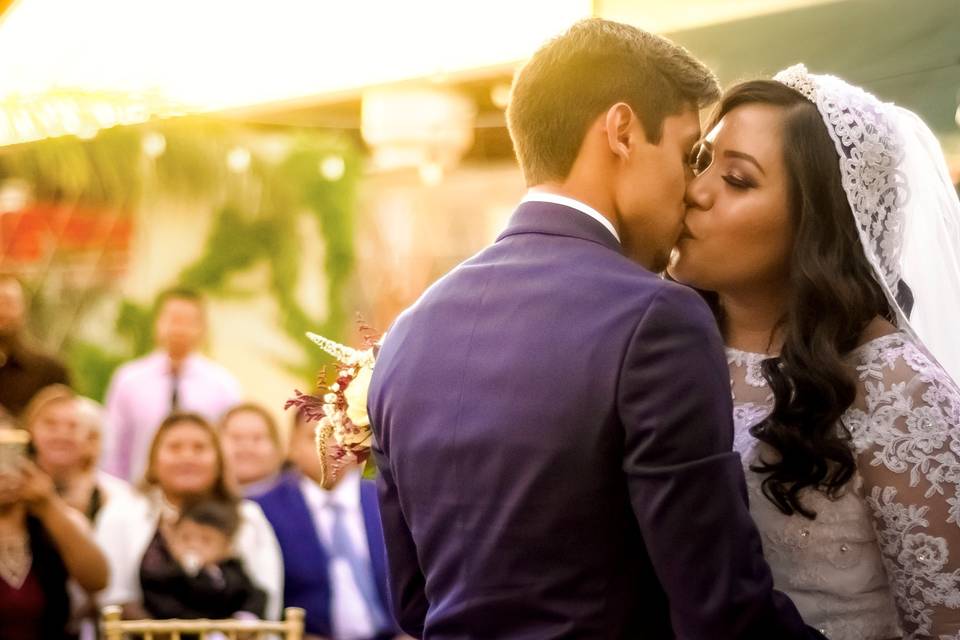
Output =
[
  {"x1": 300, "y1": 469, "x2": 379, "y2": 640},
  {"x1": 101, "y1": 351, "x2": 242, "y2": 482},
  {"x1": 72, "y1": 472, "x2": 133, "y2": 640}
]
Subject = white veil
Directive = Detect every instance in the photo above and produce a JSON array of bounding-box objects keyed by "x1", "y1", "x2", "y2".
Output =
[
  {"x1": 896, "y1": 106, "x2": 960, "y2": 383},
  {"x1": 774, "y1": 64, "x2": 960, "y2": 383}
]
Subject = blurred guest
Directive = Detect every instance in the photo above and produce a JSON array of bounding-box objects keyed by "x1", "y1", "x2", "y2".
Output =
[
  {"x1": 25, "y1": 389, "x2": 129, "y2": 639},
  {"x1": 0, "y1": 426, "x2": 108, "y2": 640},
  {"x1": 102, "y1": 287, "x2": 242, "y2": 482},
  {"x1": 219, "y1": 403, "x2": 286, "y2": 498},
  {"x1": 255, "y1": 409, "x2": 401, "y2": 640},
  {"x1": 70, "y1": 396, "x2": 131, "y2": 640},
  {"x1": 0, "y1": 274, "x2": 70, "y2": 418},
  {"x1": 74, "y1": 395, "x2": 132, "y2": 509},
  {"x1": 24, "y1": 385, "x2": 130, "y2": 522},
  {"x1": 95, "y1": 413, "x2": 282, "y2": 620}
]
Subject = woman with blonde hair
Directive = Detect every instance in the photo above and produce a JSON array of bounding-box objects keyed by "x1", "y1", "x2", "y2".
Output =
[
  {"x1": 219, "y1": 403, "x2": 287, "y2": 497},
  {"x1": 23, "y1": 385, "x2": 129, "y2": 521}
]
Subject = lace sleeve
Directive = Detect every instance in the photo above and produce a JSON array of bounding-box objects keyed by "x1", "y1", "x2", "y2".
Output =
[{"x1": 851, "y1": 339, "x2": 960, "y2": 639}]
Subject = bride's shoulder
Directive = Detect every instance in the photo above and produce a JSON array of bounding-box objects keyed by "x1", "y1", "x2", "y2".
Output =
[
  {"x1": 851, "y1": 330, "x2": 939, "y2": 384},
  {"x1": 848, "y1": 322, "x2": 959, "y2": 411},
  {"x1": 844, "y1": 327, "x2": 960, "y2": 457},
  {"x1": 852, "y1": 318, "x2": 915, "y2": 370}
]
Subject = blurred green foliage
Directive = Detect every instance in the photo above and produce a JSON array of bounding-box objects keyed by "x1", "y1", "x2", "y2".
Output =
[{"x1": 0, "y1": 118, "x2": 360, "y2": 400}]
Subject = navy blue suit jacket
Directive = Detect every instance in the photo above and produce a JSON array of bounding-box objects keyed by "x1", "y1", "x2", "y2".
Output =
[
  {"x1": 255, "y1": 472, "x2": 396, "y2": 638},
  {"x1": 368, "y1": 201, "x2": 823, "y2": 639}
]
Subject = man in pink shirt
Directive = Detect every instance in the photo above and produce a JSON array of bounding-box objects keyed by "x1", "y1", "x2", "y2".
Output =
[{"x1": 101, "y1": 288, "x2": 242, "y2": 482}]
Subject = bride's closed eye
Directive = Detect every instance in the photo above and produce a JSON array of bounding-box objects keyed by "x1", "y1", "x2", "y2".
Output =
[{"x1": 723, "y1": 174, "x2": 755, "y2": 190}]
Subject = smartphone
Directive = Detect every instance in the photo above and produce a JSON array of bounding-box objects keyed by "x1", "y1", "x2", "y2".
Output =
[{"x1": 0, "y1": 429, "x2": 29, "y2": 474}]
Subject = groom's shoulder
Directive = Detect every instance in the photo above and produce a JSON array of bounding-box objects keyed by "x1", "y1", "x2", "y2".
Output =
[
  {"x1": 638, "y1": 279, "x2": 717, "y2": 327},
  {"x1": 614, "y1": 274, "x2": 714, "y2": 329},
  {"x1": 594, "y1": 254, "x2": 700, "y2": 304},
  {"x1": 383, "y1": 251, "x2": 484, "y2": 330},
  {"x1": 390, "y1": 239, "x2": 707, "y2": 320}
]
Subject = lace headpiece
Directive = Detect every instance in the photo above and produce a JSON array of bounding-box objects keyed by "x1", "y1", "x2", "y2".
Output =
[
  {"x1": 775, "y1": 64, "x2": 907, "y2": 297},
  {"x1": 773, "y1": 64, "x2": 960, "y2": 383}
]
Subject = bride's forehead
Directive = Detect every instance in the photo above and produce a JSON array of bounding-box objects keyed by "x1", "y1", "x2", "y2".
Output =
[
  {"x1": 707, "y1": 105, "x2": 786, "y2": 156},
  {"x1": 714, "y1": 104, "x2": 785, "y2": 139}
]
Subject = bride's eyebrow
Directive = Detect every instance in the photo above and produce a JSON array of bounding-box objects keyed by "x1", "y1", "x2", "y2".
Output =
[{"x1": 723, "y1": 149, "x2": 766, "y2": 175}]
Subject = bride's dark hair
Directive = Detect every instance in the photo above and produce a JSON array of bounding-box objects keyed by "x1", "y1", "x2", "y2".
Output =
[{"x1": 705, "y1": 80, "x2": 897, "y2": 519}]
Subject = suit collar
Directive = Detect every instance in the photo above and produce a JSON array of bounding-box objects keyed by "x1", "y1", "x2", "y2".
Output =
[
  {"x1": 521, "y1": 191, "x2": 621, "y2": 243},
  {"x1": 299, "y1": 467, "x2": 362, "y2": 511},
  {"x1": 496, "y1": 200, "x2": 623, "y2": 255}
]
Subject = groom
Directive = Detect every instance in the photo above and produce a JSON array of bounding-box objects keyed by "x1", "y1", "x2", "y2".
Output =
[{"x1": 368, "y1": 19, "x2": 823, "y2": 639}]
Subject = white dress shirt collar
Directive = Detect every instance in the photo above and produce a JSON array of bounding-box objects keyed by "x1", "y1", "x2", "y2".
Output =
[
  {"x1": 521, "y1": 190, "x2": 621, "y2": 244},
  {"x1": 300, "y1": 467, "x2": 362, "y2": 512},
  {"x1": 328, "y1": 467, "x2": 362, "y2": 510},
  {"x1": 146, "y1": 349, "x2": 200, "y2": 376}
]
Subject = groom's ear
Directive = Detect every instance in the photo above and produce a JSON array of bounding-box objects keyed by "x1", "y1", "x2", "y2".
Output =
[{"x1": 605, "y1": 102, "x2": 639, "y2": 161}]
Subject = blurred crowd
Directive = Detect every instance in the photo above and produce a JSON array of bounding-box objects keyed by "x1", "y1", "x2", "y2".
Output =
[{"x1": 0, "y1": 273, "x2": 407, "y2": 640}]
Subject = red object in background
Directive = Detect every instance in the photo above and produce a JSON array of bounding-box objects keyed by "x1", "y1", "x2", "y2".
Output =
[{"x1": 0, "y1": 202, "x2": 132, "y2": 270}]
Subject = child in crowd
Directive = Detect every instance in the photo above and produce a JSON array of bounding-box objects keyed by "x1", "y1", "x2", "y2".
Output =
[{"x1": 139, "y1": 497, "x2": 267, "y2": 621}]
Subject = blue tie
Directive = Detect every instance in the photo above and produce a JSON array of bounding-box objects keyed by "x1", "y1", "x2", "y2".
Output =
[{"x1": 328, "y1": 500, "x2": 390, "y2": 633}]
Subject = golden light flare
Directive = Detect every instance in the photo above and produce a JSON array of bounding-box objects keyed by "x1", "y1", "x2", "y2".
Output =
[{"x1": 0, "y1": 0, "x2": 591, "y2": 146}]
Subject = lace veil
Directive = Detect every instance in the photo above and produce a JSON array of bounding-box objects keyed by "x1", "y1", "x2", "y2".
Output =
[{"x1": 774, "y1": 64, "x2": 960, "y2": 384}]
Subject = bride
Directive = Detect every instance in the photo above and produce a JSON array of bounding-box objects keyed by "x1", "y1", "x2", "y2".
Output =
[{"x1": 669, "y1": 64, "x2": 960, "y2": 639}]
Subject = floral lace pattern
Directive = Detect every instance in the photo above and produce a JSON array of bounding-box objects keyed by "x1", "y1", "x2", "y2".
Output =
[
  {"x1": 730, "y1": 333, "x2": 960, "y2": 639},
  {"x1": 775, "y1": 64, "x2": 908, "y2": 301},
  {"x1": 732, "y1": 403, "x2": 769, "y2": 454},
  {"x1": 726, "y1": 348, "x2": 770, "y2": 390}
]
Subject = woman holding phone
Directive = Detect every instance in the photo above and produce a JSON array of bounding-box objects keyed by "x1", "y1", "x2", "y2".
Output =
[
  {"x1": 0, "y1": 424, "x2": 108, "y2": 639},
  {"x1": 23, "y1": 385, "x2": 131, "y2": 522}
]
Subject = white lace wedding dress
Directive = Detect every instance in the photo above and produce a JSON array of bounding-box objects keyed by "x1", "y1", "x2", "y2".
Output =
[{"x1": 730, "y1": 332, "x2": 960, "y2": 640}]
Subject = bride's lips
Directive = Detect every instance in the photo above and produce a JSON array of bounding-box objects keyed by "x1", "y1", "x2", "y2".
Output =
[{"x1": 677, "y1": 224, "x2": 696, "y2": 241}]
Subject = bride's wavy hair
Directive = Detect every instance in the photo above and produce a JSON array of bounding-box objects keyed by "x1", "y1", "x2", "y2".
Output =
[{"x1": 705, "y1": 80, "x2": 896, "y2": 519}]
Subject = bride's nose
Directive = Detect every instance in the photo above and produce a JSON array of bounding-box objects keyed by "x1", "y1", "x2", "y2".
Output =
[{"x1": 684, "y1": 172, "x2": 712, "y2": 212}]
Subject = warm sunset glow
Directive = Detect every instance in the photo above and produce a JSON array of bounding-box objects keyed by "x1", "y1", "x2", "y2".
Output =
[{"x1": 0, "y1": 0, "x2": 591, "y2": 145}]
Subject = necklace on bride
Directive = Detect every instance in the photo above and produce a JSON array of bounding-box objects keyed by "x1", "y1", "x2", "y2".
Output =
[{"x1": 0, "y1": 532, "x2": 32, "y2": 589}]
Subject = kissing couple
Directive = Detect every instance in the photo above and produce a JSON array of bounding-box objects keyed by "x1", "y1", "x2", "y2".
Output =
[{"x1": 367, "y1": 17, "x2": 960, "y2": 640}]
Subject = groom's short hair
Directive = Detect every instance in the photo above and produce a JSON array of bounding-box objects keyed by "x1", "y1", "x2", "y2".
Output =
[{"x1": 507, "y1": 18, "x2": 719, "y2": 186}]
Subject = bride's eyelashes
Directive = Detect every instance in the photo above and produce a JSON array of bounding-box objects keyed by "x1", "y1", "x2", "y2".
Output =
[{"x1": 723, "y1": 174, "x2": 755, "y2": 190}]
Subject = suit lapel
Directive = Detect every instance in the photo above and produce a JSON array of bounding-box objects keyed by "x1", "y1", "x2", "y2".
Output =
[
  {"x1": 360, "y1": 480, "x2": 392, "y2": 616},
  {"x1": 283, "y1": 476, "x2": 331, "y2": 570}
]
